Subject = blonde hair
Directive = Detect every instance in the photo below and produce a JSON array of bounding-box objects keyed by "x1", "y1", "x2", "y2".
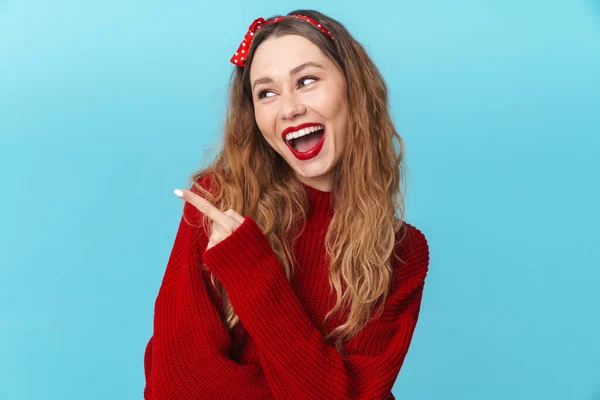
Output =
[{"x1": 186, "y1": 9, "x2": 409, "y2": 356}]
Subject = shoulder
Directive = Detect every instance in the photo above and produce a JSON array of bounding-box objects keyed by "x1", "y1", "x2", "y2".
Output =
[
  {"x1": 392, "y1": 221, "x2": 430, "y2": 288},
  {"x1": 398, "y1": 222, "x2": 429, "y2": 261}
]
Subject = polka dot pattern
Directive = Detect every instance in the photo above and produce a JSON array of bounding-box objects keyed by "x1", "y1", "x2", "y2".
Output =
[{"x1": 229, "y1": 15, "x2": 334, "y2": 67}]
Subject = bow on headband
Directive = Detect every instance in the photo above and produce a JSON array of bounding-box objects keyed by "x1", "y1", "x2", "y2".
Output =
[{"x1": 230, "y1": 15, "x2": 334, "y2": 67}]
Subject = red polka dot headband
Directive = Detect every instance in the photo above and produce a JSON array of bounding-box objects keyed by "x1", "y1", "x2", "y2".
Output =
[{"x1": 230, "y1": 15, "x2": 334, "y2": 67}]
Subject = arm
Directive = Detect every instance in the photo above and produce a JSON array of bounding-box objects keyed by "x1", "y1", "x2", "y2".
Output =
[
  {"x1": 202, "y1": 217, "x2": 430, "y2": 399},
  {"x1": 143, "y1": 183, "x2": 273, "y2": 400}
]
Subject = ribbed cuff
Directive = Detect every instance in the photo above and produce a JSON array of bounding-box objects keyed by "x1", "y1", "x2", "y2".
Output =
[{"x1": 202, "y1": 216, "x2": 279, "y2": 290}]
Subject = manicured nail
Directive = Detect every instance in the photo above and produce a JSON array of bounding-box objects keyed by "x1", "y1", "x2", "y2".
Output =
[{"x1": 173, "y1": 189, "x2": 183, "y2": 198}]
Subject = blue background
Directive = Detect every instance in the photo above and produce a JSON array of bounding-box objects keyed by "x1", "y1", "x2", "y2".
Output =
[{"x1": 1, "y1": 1, "x2": 599, "y2": 399}]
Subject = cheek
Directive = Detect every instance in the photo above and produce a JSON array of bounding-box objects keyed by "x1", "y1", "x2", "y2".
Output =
[
  {"x1": 316, "y1": 87, "x2": 347, "y2": 118},
  {"x1": 254, "y1": 104, "x2": 277, "y2": 128},
  {"x1": 324, "y1": 97, "x2": 348, "y2": 128},
  {"x1": 254, "y1": 109, "x2": 269, "y2": 134},
  {"x1": 331, "y1": 94, "x2": 349, "y2": 141},
  {"x1": 253, "y1": 109, "x2": 277, "y2": 147}
]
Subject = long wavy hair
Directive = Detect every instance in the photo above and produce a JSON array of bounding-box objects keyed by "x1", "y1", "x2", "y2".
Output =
[{"x1": 186, "y1": 9, "x2": 409, "y2": 356}]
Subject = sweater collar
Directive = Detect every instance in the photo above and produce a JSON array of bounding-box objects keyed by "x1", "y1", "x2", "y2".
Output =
[{"x1": 302, "y1": 182, "x2": 334, "y2": 219}]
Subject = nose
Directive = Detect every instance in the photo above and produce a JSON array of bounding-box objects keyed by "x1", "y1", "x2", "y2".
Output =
[{"x1": 279, "y1": 92, "x2": 307, "y2": 120}]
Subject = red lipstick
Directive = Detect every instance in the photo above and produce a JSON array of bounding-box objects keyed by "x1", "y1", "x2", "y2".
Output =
[
  {"x1": 281, "y1": 122, "x2": 324, "y2": 141},
  {"x1": 281, "y1": 122, "x2": 326, "y2": 161}
]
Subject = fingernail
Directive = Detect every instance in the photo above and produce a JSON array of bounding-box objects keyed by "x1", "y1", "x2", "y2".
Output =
[{"x1": 173, "y1": 189, "x2": 183, "y2": 198}]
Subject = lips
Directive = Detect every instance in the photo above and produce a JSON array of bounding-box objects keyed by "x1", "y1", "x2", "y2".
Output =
[
  {"x1": 281, "y1": 122, "x2": 324, "y2": 142},
  {"x1": 286, "y1": 128, "x2": 326, "y2": 160}
]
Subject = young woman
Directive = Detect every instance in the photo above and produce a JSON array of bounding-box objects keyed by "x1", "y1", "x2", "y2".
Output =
[{"x1": 144, "y1": 9, "x2": 430, "y2": 400}]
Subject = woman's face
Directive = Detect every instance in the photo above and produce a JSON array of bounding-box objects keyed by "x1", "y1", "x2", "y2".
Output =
[{"x1": 250, "y1": 34, "x2": 349, "y2": 192}]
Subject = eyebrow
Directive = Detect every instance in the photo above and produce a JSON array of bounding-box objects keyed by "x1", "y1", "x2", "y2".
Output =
[{"x1": 251, "y1": 61, "x2": 325, "y2": 92}]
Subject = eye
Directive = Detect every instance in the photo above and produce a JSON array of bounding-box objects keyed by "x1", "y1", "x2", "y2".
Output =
[
  {"x1": 256, "y1": 90, "x2": 271, "y2": 99},
  {"x1": 298, "y1": 75, "x2": 318, "y2": 87},
  {"x1": 256, "y1": 76, "x2": 319, "y2": 100},
  {"x1": 257, "y1": 90, "x2": 275, "y2": 100}
]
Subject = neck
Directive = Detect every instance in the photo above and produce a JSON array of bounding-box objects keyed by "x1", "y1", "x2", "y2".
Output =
[
  {"x1": 302, "y1": 181, "x2": 334, "y2": 219},
  {"x1": 296, "y1": 172, "x2": 333, "y2": 193}
]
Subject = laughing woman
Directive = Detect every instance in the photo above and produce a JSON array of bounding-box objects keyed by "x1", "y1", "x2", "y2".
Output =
[{"x1": 143, "y1": 9, "x2": 430, "y2": 400}]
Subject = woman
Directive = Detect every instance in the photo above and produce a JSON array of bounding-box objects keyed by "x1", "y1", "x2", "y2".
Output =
[{"x1": 144, "y1": 9, "x2": 430, "y2": 400}]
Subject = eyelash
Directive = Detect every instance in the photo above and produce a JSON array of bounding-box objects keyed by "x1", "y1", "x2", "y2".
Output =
[{"x1": 256, "y1": 76, "x2": 319, "y2": 100}]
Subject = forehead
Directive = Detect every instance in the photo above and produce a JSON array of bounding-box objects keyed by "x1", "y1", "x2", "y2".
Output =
[{"x1": 250, "y1": 34, "x2": 330, "y2": 79}]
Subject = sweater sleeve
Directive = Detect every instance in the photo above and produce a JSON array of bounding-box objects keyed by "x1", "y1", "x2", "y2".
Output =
[
  {"x1": 202, "y1": 217, "x2": 430, "y2": 400},
  {"x1": 143, "y1": 184, "x2": 274, "y2": 400},
  {"x1": 143, "y1": 336, "x2": 153, "y2": 399}
]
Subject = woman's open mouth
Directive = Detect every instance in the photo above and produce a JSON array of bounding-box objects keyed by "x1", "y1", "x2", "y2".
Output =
[{"x1": 284, "y1": 125, "x2": 326, "y2": 161}]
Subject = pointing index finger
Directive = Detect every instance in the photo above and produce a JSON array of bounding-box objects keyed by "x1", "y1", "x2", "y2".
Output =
[{"x1": 178, "y1": 189, "x2": 229, "y2": 227}]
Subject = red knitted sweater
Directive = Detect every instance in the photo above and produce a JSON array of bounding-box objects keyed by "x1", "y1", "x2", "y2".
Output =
[{"x1": 143, "y1": 178, "x2": 430, "y2": 399}]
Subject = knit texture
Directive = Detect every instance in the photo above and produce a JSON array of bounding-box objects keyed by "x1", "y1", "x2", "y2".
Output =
[{"x1": 144, "y1": 177, "x2": 430, "y2": 399}]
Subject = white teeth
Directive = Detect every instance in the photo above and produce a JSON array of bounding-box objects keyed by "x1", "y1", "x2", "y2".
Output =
[{"x1": 285, "y1": 125, "x2": 324, "y2": 142}]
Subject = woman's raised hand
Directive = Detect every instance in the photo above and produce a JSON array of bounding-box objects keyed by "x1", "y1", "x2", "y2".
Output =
[{"x1": 174, "y1": 188, "x2": 245, "y2": 251}]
